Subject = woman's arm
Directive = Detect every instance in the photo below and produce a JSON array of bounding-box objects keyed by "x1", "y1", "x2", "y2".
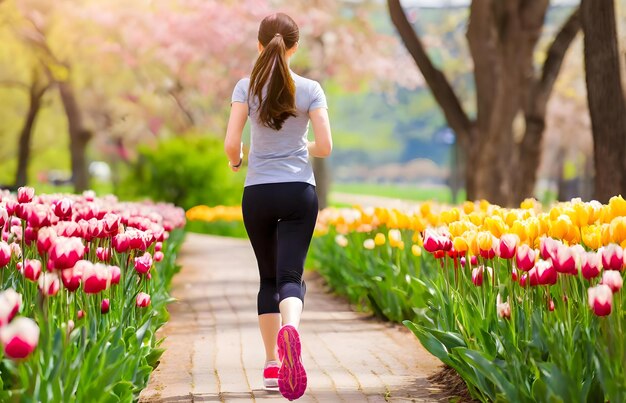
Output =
[
  {"x1": 308, "y1": 108, "x2": 332, "y2": 158},
  {"x1": 224, "y1": 102, "x2": 248, "y2": 171}
]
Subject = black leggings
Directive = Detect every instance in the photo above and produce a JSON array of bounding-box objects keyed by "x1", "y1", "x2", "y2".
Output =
[{"x1": 242, "y1": 182, "x2": 318, "y2": 315}]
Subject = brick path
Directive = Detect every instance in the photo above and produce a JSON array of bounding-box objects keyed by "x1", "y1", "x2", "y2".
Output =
[{"x1": 140, "y1": 233, "x2": 443, "y2": 402}]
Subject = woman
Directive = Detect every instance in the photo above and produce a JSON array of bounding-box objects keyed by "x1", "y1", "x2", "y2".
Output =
[{"x1": 224, "y1": 12, "x2": 332, "y2": 401}]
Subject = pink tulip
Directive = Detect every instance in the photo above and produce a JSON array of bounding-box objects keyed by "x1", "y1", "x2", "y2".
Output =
[
  {"x1": 511, "y1": 267, "x2": 518, "y2": 282},
  {"x1": 601, "y1": 244, "x2": 624, "y2": 271},
  {"x1": 548, "y1": 300, "x2": 555, "y2": 311},
  {"x1": 0, "y1": 241, "x2": 10, "y2": 268},
  {"x1": 497, "y1": 234, "x2": 518, "y2": 259},
  {"x1": 136, "y1": 292, "x2": 151, "y2": 308},
  {"x1": 153, "y1": 251, "x2": 164, "y2": 262},
  {"x1": 82, "y1": 262, "x2": 111, "y2": 294},
  {"x1": 0, "y1": 289, "x2": 22, "y2": 327},
  {"x1": 82, "y1": 190, "x2": 96, "y2": 202},
  {"x1": 36, "y1": 227, "x2": 57, "y2": 256},
  {"x1": 496, "y1": 294, "x2": 511, "y2": 319},
  {"x1": 601, "y1": 271, "x2": 623, "y2": 293},
  {"x1": 581, "y1": 252, "x2": 602, "y2": 280},
  {"x1": 536, "y1": 260, "x2": 557, "y2": 285},
  {"x1": 102, "y1": 213, "x2": 121, "y2": 236},
  {"x1": 588, "y1": 284, "x2": 613, "y2": 316},
  {"x1": 516, "y1": 244, "x2": 536, "y2": 271},
  {"x1": 472, "y1": 266, "x2": 484, "y2": 286},
  {"x1": 134, "y1": 252, "x2": 153, "y2": 274},
  {"x1": 55, "y1": 221, "x2": 83, "y2": 238},
  {"x1": 540, "y1": 237, "x2": 559, "y2": 261},
  {"x1": 26, "y1": 205, "x2": 49, "y2": 229},
  {"x1": 17, "y1": 186, "x2": 34, "y2": 204},
  {"x1": 77, "y1": 310, "x2": 85, "y2": 320},
  {"x1": 10, "y1": 243, "x2": 22, "y2": 260},
  {"x1": 38, "y1": 273, "x2": 60, "y2": 297},
  {"x1": 552, "y1": 245, "x2": 577, "y2": 274},
  {"x1": 110, "y1": 265, "x2": 121, "y2": 285},
  {"x1": 154, "y1": 242, "x2": 163, "y2": 252},
  {"x1": 61, "y1": 265, "x2": 82, "y2": 292},
  {"x1": 96, "y1": 247, "x2": 111, "y2": 262},
  {"x1": 48, "y1": 237, "x2": 85, "y2": 270},
  {"x1": 0, "y1": 317, "x2": 39, "y2": 359},
  {"x1": 53, "y1": 198, "x2": 73, "y2": 220},
  {"x1": 520, "y1": 268, "x2": 539, "y2": 287},
  {"x1": 101, "y1": 299, "x2": 110, "y2": 314},
  {"x1": 423, "y1": 229, "x2": 441, "y2": 253},
  {"x1": 23, "y1": 259, "x2": 42, "y2": 282},
  {"x1": 470, "y1": 255, "x2": 478, "y2": 266}
]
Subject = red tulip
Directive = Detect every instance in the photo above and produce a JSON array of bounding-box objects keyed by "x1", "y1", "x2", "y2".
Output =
[
  {"x1": 601, "y1": 270, "x2": 623, "y2": 293},
  {"x1": 110, "y1": 265, "x2": 121, "y2": 285},
  {"x1": 0, "y1": 289, "x2": 22, "y2": 327},
  {"x1": 61, "y1": 265, "x2": 82, "y2": 292},
  {"x1": 497, "y1": 234, "x2": 518, "y2": 259},
  {"x1": 101, "y1": 299, "x2": 110, "y2": 314},
  {"x1": 23, "y1": 259, "x2": 42, "y2": 282},
  {"x1": 53, "y1": 198, "x2": 73, "y2": 220},
  {"x1": 587, "y1": 284, "x2": 613, "y2": 316},
  {"x1": 134, "y1": 252, "x2": 153, "y2": 274},
  {"x1": 36, "y1": 227, "x2": 57, "y2": 256},
  {"x1": 423, "y1": 229, "x2": 442, "y2": 253},
  {"x1": 112, "y1": 233, "x2": 130, "y2": 254},
  {"x1": 17, "y1": 186, "x2": 34, "y2": 204},
  {"x1": 82, "y1": 262, "x2": 111, "y2": 294},
  {"x1": 96, "y1": 247, "x2": 111, "y2": 262},
  {"x1": 38, "y1": 273, "x2": 60, "y2": 297},
  {"x1": 536, "y1": 260, "x2": 557, "y2": 285},
  {"x1": 77, "y1": 310, "x2": 85, "y2": 320},
  {"x1": 516, "y1": 244, "x2": 536, "y2": 271},
  {"x1": 552, "y1": 245, "x2": 577, "y2": 274},
  {"x1": 540, "y1": 237, "x2": 559, "y2": 261},
  {"x1": 0, "y1": 241, "x2": 10, "y2": 268},
  {"x1": 0, "y1": 317, "x2": 39, "y2": 359},
  {"x1": 136, "y1": 292, "x2": 151, "y2": 308},
  {"x1": 48, "y1": 237, "x2": 85, "y2": 270},
  {"x1": 472, "y1": 266, "x2": 485, "y2": 286},
  {"x1": 601, "y1": 244, "x2": 624, "y2": 271},
  {"x1": 581, "y1": 252, "x2": 602, "y2": 280}
]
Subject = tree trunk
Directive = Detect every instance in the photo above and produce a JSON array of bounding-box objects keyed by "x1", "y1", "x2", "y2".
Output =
[
  {"x1": 388, "y1": 0, "x2": 579, "y2": 206},
  {"x1": 58, "y1": 81, "x2": 91, "y2": 193},
  {"x1": 581, "y1": 0, "x2": 626, "y2": 203},
  {"x1": 15, "y1": 71, "x2": 48, "y2": 187}
]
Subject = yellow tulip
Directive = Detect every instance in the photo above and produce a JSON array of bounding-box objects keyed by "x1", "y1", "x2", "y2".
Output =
[
  {"x1": 571, "y1": 202, "x2": 592, "y2": 227},
  {"x1": 388, "y1": 229, "x2": 403, "y2": 248},
  {"x1": 468, "y1": 212, "x2": 484, "y2": 226},
  {"x1": 412, "y1": 244, "x2": 422, "y2": 256},
  {"x1": 453, "y1": 236, "x2": 469, "y2": 253},
  {"x1": 412, "y1": 231, "x2": 423, "y2": 245},
  {"x1": 549, "y1": 215, "x2": 572, "y2": 240},
  {"x1": 609, "y1": 195, "x2": 626, "y2": 219},
  {"x1": 610, "y1": 217, "x2": 626, "y2": 245},
  {"x1": 462, "y1": 201, "x2": 475, "y2": 214},
  {"x1": 374, "y1": 233, "x2": 386, "y2": 246},
  {"x1": 484, "y1": 216, "x2": 506, "y2": 238},
  {"x1": 601, "y1": 224, "x2": 612, "y2": 246},
  {"x1": 520, "y1": 198, "x2": 539, "y2": 210},
  {"x1": 581, "y1": 226, "x2": 601, "y2": 250},
  {"x1": 477, "y1": 231, "x2": 494, "y2": 252},
  {"x1": 510, "y1": 221, "x2": 528, "y2": 244}
]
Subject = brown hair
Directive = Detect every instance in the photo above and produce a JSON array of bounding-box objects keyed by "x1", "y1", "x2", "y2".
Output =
[{"x1": 249, "y1": 13, "x2": 299, "y2": 131}]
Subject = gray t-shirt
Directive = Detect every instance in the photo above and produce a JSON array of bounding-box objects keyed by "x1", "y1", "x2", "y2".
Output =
[{"x1": 231, "y1": 72, "x2": 327, "y2": 187}]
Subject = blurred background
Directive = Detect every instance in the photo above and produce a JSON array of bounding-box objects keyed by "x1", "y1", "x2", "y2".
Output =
[{"x1": 0, "y1": 0, "x2": 625, "y2": 210}]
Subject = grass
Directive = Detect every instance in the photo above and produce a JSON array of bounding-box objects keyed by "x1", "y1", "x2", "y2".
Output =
[{"x1": 331, "y1": 182, "x2": 465, "y2": 204}]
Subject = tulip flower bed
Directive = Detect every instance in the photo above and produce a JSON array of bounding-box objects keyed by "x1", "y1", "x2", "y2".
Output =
[
  {"x1": 310, "y1": 197, "x2": 626, "y2": 402},
  {"x1": 0, "y1": 187, "x2": 186, "y2": 401},
  {"x1": 185, "y1": 205, "x2": 247, "y2": 238}
]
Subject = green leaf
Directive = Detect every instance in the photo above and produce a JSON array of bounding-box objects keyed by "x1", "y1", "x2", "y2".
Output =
[{"x1": 454, "y1": 347, "x2": 518, "y2": 401}]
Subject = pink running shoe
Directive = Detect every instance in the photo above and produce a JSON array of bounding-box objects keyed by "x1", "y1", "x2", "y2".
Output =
[
  {"x1": 277, "y1": 325, "x2": 307, "y2": 400},
  {"x1": 263, "y1": 361, "x2": 280, "y2": 389}
]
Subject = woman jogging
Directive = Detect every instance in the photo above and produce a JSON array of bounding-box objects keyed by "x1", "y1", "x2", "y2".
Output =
[{"x1": 224, "y1": 12, "x2": 332, "y2": 401}]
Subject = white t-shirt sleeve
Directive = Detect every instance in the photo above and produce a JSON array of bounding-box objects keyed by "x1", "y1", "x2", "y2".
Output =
[
  {"x1": 231, "y1": 78, "x2": 249, "y2": 104},
  {"x1": 309, "y1": 81, "x2": 327, "y2": 111}
]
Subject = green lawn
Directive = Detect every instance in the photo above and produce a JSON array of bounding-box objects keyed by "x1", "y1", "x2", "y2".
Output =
[{"x1": 331, "y1": 182, "x2": 465, "y2": 204}]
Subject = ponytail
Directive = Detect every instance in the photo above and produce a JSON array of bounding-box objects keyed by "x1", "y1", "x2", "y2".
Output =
[{"x1": 250, "y1": 15, "x2": 299, "y2": 131}]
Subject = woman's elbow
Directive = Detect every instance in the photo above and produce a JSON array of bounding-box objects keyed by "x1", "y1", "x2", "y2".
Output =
[{"x1": 318, "y1": 142, "x2": 332, "y2": 158}]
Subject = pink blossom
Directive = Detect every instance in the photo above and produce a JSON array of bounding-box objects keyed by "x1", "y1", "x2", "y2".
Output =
[
  {"x1": 36, "y1": 227, "x2": 57, "y2": 256},
  {"x1": 540, "y1": 237, "x2": 560, "y2": 261},
  {"x1": 497, "y1": 234, "x2": 518, "y2": 259},
  {"x1": 552, "y1": 245, "x2": 577, "y2": 274},
  {"x1": 154, "y1": 251, "x2": 164, "y2": 262},
  {"x1": 515, "y1": 244, "x2": 536, "y2": 271},
  {"x1": 96, "y1": 247, "x2": 111, "y2": 262},
  {"x1": 496, "y1": 294, "x2": 511, "y2": 319},
  {"x1": 581, "y1": 252, "x2": 602, "y2": 280},
  {"x1": 472, "y1": 266, "x2": 484, "y2": 286},
  {"x1": 0, "y1": 206, "x2": 8, "y2": 228},
  {"x1": 17, "y1": 187, "x2": 34, "y2": 204},
  {"x1": 134, "y1": 252, "x2": 153, "y2": 274},
  {"x1": 61, "y1": 265, "x2": 82, "y2": 292},
  {"x1": 48, "y1": 237, "x2": 85, "y2": 270},
  {"x1": 81, "y1": 262, "x2": 111, "y2": 294},
  {"x1": 536, "y1": 260, "x2": 557, "y2": 285},
  {"x1": 423, "y1": 229, "x2": 441, "y2": 253},
  {"x1": 38, "y1": 273, "x2": 60, "y2": 296},
  {"x1": 110, "y1": 265, "x2": 121, "y2": 285},
  {"x1": 0, "y1": 241, "x2": 10, "y2": 268},
  {"x1": 0, "y1": 317, "x2": 39, "y2": 359},
  {"x1": 53, "y1": 198, "x2": 73, "y2": 220},
  {"x1": 601, "y1": 244, "x2": 624, "y2": 271},
  {"x1": 101, "y1": 299, "x2": 110, "y2": 314},
  {"x1": 113, "y1": 233, "x2": 130, "y2": 253},
  {"x1": 23, "y1": 259, "x2": 42, "y2": 282}
]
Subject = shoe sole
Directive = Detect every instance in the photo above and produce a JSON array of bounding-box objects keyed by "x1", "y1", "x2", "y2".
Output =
[
  {"x1": 277, "y1": 326, "x2": 307, "y2": 400},
  {"x1": 263, "y1": 378, "x2": 279, "y2": 389}
]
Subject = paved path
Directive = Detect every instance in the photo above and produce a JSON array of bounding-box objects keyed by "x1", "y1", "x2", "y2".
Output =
[{"x1": 140, "y1": 233, "x2": 443, "y2": 402}]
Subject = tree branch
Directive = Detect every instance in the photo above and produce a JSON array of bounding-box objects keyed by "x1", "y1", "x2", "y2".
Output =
[
  {"x1": 535, "y1": 7, "x2": 581, "y2": 104},
  {"x1": 387, "y1": 0, "x2": 472, "y2": 140}
]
